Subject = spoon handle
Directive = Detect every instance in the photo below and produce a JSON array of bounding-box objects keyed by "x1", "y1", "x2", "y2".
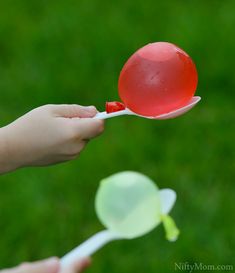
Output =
[
  {"x1": 60, "y1": 230, "x2": 120, "y2": 268},
  {"x1": 94, "y1": 109, "x2": 132, "y2": 119}
]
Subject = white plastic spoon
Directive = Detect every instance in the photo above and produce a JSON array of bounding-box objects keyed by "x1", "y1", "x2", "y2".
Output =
[
  {"x1": 60, "y1": 172, "x2": 178, "y2": 270},
  {"x1": 94, "y1": 96, "x2": 201, "y2": 120},
  {"x1": 61, "y1": 189, "x2": 175, "y2": 269}
]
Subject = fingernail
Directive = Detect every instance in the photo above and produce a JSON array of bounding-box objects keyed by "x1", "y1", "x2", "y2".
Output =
[{"x1": 85, "y1": 106, "x2": 96, "y2": 111}]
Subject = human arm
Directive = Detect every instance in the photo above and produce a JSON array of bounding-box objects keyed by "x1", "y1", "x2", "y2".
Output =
[{"x1": 0, "y1": 104, "x2": 104, "y2": 174}]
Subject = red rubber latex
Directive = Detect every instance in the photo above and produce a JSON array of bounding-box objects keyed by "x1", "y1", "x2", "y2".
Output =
[
  {"x1": 106, "y1": 101, "x2": 125, "y2": 113},
  {"x1": 118, "y1": 42, "x2": 198, "y2": 117}
]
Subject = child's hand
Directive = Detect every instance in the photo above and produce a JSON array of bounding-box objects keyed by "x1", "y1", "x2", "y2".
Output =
[
  {"x1": 0, "y1": 104, "x2": 104, "y2": 173},
  {"x1": 0, "y1": 257, "x2": 90, "y2": 273}
]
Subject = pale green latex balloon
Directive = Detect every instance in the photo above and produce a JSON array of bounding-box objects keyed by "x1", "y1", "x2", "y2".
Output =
[{"x1": 95, "y1": 171, "x2": 162, "y2": 239}]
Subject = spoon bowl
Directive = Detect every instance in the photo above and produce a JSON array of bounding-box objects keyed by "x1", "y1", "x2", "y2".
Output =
[
  {"x1": 61, "y1": 188, "x2": 176, "y2": 269},
  {"x1": 60, "y1": 172, "x2": 177, "y2": 270},
  {"x1": 94, "y1": 96, "x2": 201, "y2": 120}
]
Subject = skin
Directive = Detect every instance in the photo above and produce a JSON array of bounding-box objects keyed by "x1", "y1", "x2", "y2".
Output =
[
  {"x1": 0, "y1": 257, "x2": 91, "y2": 273},
  {"x1": 0, "y1": 104, "x2": 104, "y2": 174},
  {"x1": 0, "y1": 104, "x2": 104, "y2": 271}
]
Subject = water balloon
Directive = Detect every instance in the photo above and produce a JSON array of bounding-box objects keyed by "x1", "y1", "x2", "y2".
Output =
[
  {"x1": 95, "y1": 42, "x2": 200, "y2": 120},
  {"x1": 61, "y1": 171, "x2": 179, "y2": 270}
]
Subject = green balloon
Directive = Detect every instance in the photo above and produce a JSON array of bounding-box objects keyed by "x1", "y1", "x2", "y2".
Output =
[{"x1": 95, "y1": 171, "x2": 161, "y2": 239}]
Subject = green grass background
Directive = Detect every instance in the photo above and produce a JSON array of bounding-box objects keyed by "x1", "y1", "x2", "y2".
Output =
[{"x1": 0, "y1": 0, "x2": 235, "y2": 272}]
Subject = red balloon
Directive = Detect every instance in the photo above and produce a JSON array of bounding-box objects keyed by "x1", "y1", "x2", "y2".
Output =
[{"x1": 118, "y1": 42, "x2": 198, "y2": 117}]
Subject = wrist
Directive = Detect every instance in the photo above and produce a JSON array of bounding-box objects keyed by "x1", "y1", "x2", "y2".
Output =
[{"x1": 0, "y1": 125, "x2": 21, "y2": 174}]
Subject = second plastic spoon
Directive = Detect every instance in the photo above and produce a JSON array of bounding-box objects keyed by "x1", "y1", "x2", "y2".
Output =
[{"x1": 60, "y1": 172, "x2": 178, "y2": 270}]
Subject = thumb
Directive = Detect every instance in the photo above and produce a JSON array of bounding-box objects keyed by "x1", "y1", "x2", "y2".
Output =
[
  {"x1": 59, "y1": 258, "x2": 91, "y2": 273},
  {"x1": 17, "y1": 257, "x2": 59, "y2": 273},
  {"x1": 72, "y1": 118, "x2": 104, "y2": 140},
  {"x1": 50, "y1": 105, "x2": 97, "y2": 118}
]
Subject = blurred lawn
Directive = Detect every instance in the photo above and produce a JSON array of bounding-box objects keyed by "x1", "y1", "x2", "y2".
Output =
[{"x1": 0, "y1": 0, "x2": 235, "y2": 272}]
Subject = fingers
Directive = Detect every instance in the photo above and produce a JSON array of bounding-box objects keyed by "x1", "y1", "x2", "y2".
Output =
[
  {"x1": 59, "y1": 258, "x2": 91, "y2": 273},
  {"x1": 72, "y1": 118, "x2": 104, "y2": 140},
  {"x1": 19, "y1": 258, "x2": 59, "y2": 273},
  {"x1": 1, "y1": 257, "x2": 59, "y2": 273},
  {"x1": 50, "y1": 105, "x2": 97, "y2": 118},
  {"x1": 1, "y1": 257, "x2": 91, "y2": 273}
]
